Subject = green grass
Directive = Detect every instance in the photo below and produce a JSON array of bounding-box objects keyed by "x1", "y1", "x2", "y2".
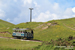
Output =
[
  {"x1": 34, "y1": 43, "x2": 75, "y2": 50},
  {"x1": 33, "y1": 18, "x2": 75, "y2": 41},
  {"x1": 15, "y1": 22, "x2": 44, "y2": 29},
  {"x1": 0, "y1": 19, "x2": 14, "y2": 28},
  {"x1": 0, "y1": 19, "x2": 15, "y2": 33},
  {"x1": 0, "y1": 38, "x2": 42, "y2": 50},
  {"x1": 0, "y1": 33, "x2": 12, "y2": 37},
  {"x1": 33, "y1": 36, "x2": 75, "y2": 50}
]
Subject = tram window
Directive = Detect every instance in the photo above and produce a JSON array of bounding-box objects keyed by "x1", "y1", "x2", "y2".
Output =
[
  {"x1": 22, "y1": 31, "x2": 24, "y2": 33},
  {"x1": 19, "y1": 31, "x2": 20, "y2": 33},
  {"x1": 21, "y1": 31, "x2": 22, "y2": 33},
  {"x1": 24, "y1": 30, "x2": 27, "y2": 33},
  {"x1": 31, "y1": 30, "x2": 33, "y2": 34},
  {"x1": 14, "y1": 30, "x2": 17, "y2": 32},
  {"x1": 27, "y1": 30, "x2": 31, "y2": 33},
  {"x1": 21, "y1": 31, "x2": 24, "y2": 33}
]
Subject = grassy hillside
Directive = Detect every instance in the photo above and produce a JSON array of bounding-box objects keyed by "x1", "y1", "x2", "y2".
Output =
[
  {"x1": 0, "y1": 19, "x2": 14, "y2": 28},
  {"x1": 0, "y1": 19, "x2": 15, "y2": 33},
  {"x1": 34, "y1": 18, "x2": 75, "y2": 41},
  {"x1": 14, "y1": 17, "x2": 75, "y2": 41},
  {"x1": 0, "y1": 18, "x2": 75, "y2": 50},
  {"x1": 0, "y1": 18, "x2": 75, "y2": 41}
]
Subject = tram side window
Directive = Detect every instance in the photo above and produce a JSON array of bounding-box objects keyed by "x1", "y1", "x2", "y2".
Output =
[
  {"x1": 14, "y1": 30, "x2": 24, "y2": 33},
  {"x1": 19, "y1": 31, "x2": 23, "y2": 33},
  {"x1": 21, "y1": 31, "x2": 24, "y2": 33},
  {"x1": 21, "y1": 31, "x2": 22, "y2": 33}
]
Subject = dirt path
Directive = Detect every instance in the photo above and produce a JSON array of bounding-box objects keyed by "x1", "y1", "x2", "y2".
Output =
[
  {"x1": 63, "y1": 23, "x2": 75, "y2": 30},
  {"x1": 34, "y1": 24, "x2": 45, "y2": 29},
  {"x1": 0, "y1": 36, "x2": 43, "y2": 42},
  {"x1": 34, "y1": 23, "x2": 51, "y2": 30}
]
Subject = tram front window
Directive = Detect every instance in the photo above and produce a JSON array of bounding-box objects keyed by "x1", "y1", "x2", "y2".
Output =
[{"x1": 31, "y1": 30, "x2": 33, "y2": 34}]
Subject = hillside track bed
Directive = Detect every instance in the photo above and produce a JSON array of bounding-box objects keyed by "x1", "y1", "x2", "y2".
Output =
[{"x1": 0, "y1": 36, "x2": 43, "y2": 42}]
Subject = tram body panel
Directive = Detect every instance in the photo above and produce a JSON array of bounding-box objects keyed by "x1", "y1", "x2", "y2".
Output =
[{"x1": 12, "y1": 32, "x2": 25, "y2": 37}]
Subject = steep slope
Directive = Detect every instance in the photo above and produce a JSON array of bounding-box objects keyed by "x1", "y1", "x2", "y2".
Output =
[
  {"x1": 34, "y1": 18, "x2": 75, "y2": 41},
  {"x1": 0, "y1": 19, "x2": 14, "y2": 28},
  {"x1": 0, "y1": 19, "x2": 15, "y2": 33}
]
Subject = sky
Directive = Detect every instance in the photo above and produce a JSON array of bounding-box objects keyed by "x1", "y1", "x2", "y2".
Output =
[{"x1": 0, "y1": 0, "x2": 75, "y2": 24}]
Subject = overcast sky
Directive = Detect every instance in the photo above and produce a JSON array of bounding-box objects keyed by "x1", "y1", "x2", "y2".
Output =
[{"x1": 0, "y1": 0, "x2": 75, "y2": 24}]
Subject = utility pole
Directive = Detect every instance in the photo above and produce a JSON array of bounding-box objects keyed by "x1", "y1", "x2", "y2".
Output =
[{"x1": 29, "y1": 8, "x2": 33, "y2": 22}]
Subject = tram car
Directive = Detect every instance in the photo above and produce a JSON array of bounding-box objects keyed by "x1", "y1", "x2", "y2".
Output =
[{"x1": 12, "y1": 28, "x2": 33, "y2": 40}]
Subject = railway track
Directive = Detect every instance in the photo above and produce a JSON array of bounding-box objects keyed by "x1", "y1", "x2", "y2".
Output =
[{"x1": 0, "y1": 36, "x2": 43, "y2": 42}]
